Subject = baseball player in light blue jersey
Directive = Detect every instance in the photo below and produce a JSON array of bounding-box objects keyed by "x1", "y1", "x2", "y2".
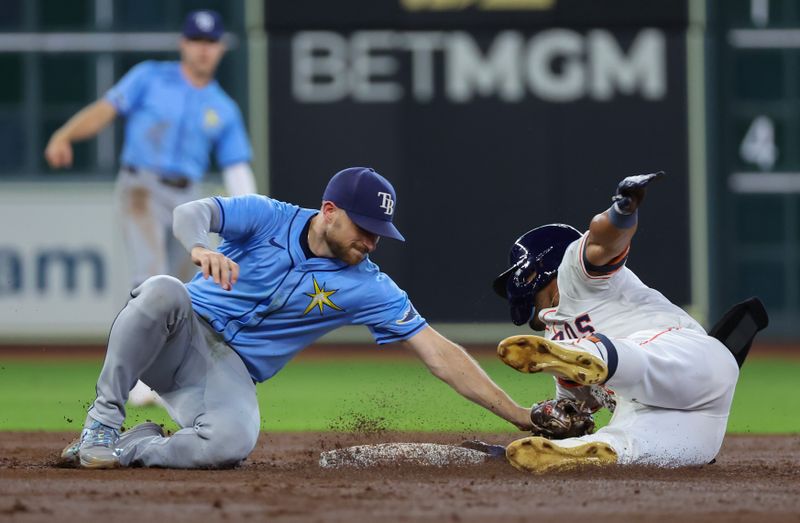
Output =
[
  {"x1": 45, "y1": 9, "x2": 255, "y2": 405},
  {"x1": 61, "y1": 167, "x2": 534, "y2": 469}
]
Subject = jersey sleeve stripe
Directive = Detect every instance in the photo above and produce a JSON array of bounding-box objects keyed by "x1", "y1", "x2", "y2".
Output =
[
  {"x1": 212, "y1": 196, "x2": 226, "y2": 234},
  {"x1": 579, "y1": 234, "x2": 629, "y2": 280},
  {"x1": 374, "y1": 322, "x2": 428, "y2": 345}
]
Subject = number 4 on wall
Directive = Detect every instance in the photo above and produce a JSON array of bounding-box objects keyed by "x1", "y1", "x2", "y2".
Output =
[
  {"x1": 751, "y1": 0, "x2": 769, "y2": 28},
  {"x1": 740, "y1": 115, "x2": 777, "y2": 171}
]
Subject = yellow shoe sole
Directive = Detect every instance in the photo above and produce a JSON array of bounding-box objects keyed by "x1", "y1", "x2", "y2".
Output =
[
  {"x1": 497, "y1": 335, "x2": 608, "y2": 385},
  {"x1": 506, "y1": 436, "x2": 617, "y2": 474}
]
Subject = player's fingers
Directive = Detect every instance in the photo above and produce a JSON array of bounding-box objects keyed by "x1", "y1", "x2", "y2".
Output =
[
  {"x1": 229, "y1": 260, "x2": 240, "y2": 286},
  {"x1": 220, "y1": 258, "x2": 231, "y2": 290},
  {"x1": 48, "y1": 144, "x2": 71, "y2": 168},
  {"x1": 210, "y1": 256, "x2": 222, "y2": 284},
  {"x1": 45, "y1": 149, "x2": 63, "y2": 168},
  {"x1": 200, "y1": 256, "x2": 210, "y2": 279}
]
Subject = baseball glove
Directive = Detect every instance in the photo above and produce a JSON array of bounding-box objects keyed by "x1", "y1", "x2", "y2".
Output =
[{"x1": 530, "y1": 399, "x2": 596, "y2": 439}]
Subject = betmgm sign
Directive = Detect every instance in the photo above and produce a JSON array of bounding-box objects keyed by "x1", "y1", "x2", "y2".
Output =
[
  {"x1": 292, "y1": 29, "x2": 666, "y2": 104},
  {"x1": 267, "y1": 0, "x2": 691, "y2": 323}
]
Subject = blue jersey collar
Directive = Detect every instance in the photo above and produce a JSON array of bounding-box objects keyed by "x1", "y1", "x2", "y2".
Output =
[{"x1": 290, "y1": 208, "x2": 348, "y2": 270}]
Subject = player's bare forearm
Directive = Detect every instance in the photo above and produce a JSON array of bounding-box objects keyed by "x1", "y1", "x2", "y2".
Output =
[
  {"x1": 52, "y1": 99, "x2": 117, "y2": 142},
  {"x1": 45, "y1": 100, "x2": 117, "y2": 169},
  {"x1": 402, "y1": 327, "x2": 533, "y2": 430},
  {"x1": 585, "y1": 211, "x2": 636, "y2": 267}
]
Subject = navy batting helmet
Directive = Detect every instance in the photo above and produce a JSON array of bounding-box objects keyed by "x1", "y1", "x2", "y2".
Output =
[{"x1": 493, "y1": 224, "x2": 582, "y2": 326}]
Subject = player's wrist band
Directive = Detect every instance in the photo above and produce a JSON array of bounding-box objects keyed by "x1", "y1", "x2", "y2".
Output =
[{"x1": 608, "y1": 203, "x2": 637, "y2": 229}]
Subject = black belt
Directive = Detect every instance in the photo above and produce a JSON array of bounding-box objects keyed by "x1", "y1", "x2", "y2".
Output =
[{"x1": 123, "y1": 165, "x2": 192, "y2": 190}]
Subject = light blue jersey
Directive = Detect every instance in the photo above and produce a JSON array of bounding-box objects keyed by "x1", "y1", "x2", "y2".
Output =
[
  {"x1": 105, "y1": 60, "x2": 252, "y2": 181},
  {"x1": 185, "y1": 195, "x2": 428, "y2": 382}
]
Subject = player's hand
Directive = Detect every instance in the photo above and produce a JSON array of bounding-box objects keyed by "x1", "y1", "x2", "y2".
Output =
[
  {"x1": 44, "y1": 134, "x2": 74, "y2": 169},
  {"x1": 191, "y1": 246, "x2": 239, "y2": 291},
  {"x1": 514, "y1": 405, "x2": 535, "y2": 431},
  {"x1": 612, "y1": 170, "x2": 665, "y2": 214},
  {"x1": 529, "y1": 399, "x2": 596, "y2": 439}
]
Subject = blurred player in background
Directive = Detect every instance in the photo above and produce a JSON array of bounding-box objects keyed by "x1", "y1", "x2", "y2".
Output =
[{"x1": 44, "y1": 9, "x2": 255, "y2": 406}]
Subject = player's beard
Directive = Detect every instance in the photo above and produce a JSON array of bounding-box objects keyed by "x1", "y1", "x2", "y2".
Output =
[
  {"x1": 327, "y1": 235, "x2": 368, "y2": 266},
  {"x1": 529, "y1": 285, "x2": 559, "y2": 331},
  {"x1": 529, "y1": 313, "x2": 545, "y2": 331}
]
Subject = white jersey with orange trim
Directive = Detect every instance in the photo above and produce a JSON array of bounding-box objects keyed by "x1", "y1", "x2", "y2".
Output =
[
  {"x1": 539, "y1": 233, "x2": 704, "y2": 342},
  {"x1": 536, "y1": 233, "x2": 739, "y2": 466}
]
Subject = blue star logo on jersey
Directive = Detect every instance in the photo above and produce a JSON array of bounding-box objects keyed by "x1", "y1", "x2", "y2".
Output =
[{"x1": 302, "y1": 275, "x2": 344, "y2": 316}]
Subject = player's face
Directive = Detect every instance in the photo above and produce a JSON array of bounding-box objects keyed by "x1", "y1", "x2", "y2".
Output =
[
  {"x1": 325, "y1": 209, "x2": 380, "y2": 266},
  {"x1": 529, "y1": 279, "x2": 560, "y2": 331},
  {"x1": 180, "y1": 38, "x2": 225, "y2": 79}
]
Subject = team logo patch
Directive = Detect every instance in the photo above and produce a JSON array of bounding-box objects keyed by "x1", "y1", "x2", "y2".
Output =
[
  {"x1": 396, "y1": 304, "x2": 419, "y2": 325},
  {"x1": 302, "y1": 275, "x2": 344, "y2": 316},
  {"x1": 203, "y1": 108, "x2": 220, "y2": 129},
  {"x1": 194, "y1": 11, "x2": 215, "y2": 31}
]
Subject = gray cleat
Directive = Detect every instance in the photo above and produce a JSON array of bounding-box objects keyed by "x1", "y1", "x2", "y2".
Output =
[
  {"x1": 59, "y1": 436, "x2": 82, "y2": 466},
  {"x1": 61, "y1": 421, "x2": 165, "y2": 467},
  {"x1": 78, "y1": 420, "x2": 121, "y2": 469}
]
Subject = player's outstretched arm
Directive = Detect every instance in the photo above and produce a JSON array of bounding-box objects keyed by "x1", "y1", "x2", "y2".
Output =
[
  {"x1": 584, "y1": 171, "x2": 664, "y2": 268},
  {"x1": 401, "y1": 326, "x2": 533, "y2": 431},
  {"x1": 44, "y1": 99, "x2": 117, "y2": 169}
]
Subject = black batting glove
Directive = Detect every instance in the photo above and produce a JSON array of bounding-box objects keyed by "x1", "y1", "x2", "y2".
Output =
[{"x1": 612, "y1": 170, "x2": 665, "y2": 214}]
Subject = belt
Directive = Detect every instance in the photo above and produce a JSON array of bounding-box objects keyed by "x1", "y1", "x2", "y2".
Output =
[{"x1": 123, "y1": 165, "x2": 192, "y2": 190}]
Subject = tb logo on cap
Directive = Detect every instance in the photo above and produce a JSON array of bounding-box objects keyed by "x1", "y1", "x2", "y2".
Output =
[
  {"x1": 378, "y1": 192, "x2": 394, "y2": 215},
  {"x1": 195, "y1": 11, "x2": 215, "y2": 31}
]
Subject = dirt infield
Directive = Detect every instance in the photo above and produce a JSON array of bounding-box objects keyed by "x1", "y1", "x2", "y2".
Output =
[{"x1": 0, "y1": 432, "x2": 798, "y2": 522}]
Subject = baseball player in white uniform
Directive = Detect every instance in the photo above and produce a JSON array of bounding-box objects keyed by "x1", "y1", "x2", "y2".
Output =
[{"x1": 492, "y1": 172, "x2": 740, "y2": 473}]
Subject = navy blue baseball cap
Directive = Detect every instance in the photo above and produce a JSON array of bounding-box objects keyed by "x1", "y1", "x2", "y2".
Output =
[
  {"x1": 323, "y1": 167, "x2": 405, "y2": 242},
  {"x1": 182, "y1": 10, "x2": 224, "y2": 41}
]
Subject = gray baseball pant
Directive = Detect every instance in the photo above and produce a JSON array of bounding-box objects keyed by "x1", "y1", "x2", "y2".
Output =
[
  {"x1": 115, "y1": 168, "x2": 199, "y2": 288},
  {"x1": 86, "y1": 275, "x2": 261, "y2": 468}
]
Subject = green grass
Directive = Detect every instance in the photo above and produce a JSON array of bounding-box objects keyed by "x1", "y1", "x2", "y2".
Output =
[{"x1": 0, "y1": 357, "x2": 797, "y2": 433}]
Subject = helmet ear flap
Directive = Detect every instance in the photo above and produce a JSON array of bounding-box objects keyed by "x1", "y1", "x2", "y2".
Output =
[{"x1": 506, "y1": 259, "x2": 536, "y2": 326}]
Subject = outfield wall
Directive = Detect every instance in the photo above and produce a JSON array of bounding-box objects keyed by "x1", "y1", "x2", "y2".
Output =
[{"x1": 0, "y1": 184, "x2": 129, "y2": 341}]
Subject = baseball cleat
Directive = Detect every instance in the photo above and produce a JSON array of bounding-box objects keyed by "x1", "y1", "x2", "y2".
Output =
[
  {"x1": 61, "y1": 422, "x2": 164, "y2": 467},
  {"x1": 59, "y1": 437, "x2": 82, "y2": 466},
  {"x1": 78, "y1": 420, "x2": 121, "y2": 469},
  {"x1": 505, "y1": 436, "x2": 617, "y2": 474},
  {"x1": 497, "y1": 335, "x2": 608, "y2": 385}
]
